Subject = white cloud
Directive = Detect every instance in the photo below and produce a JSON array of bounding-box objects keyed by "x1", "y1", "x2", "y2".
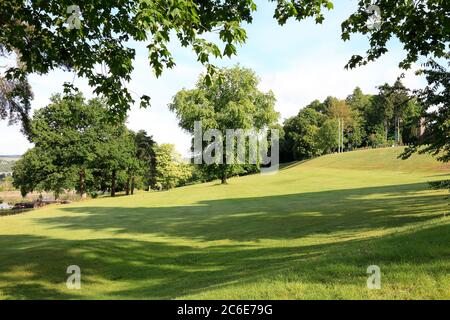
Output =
[
  {"x1": 125, "y1": 58, "x2": 203, "y2": 156},
  {"x1": 259, "y1": 51, "x2": 425, "y2": 122},
  {"x1": 0, "y1": 124, "x2": 31, "y2": 155}
]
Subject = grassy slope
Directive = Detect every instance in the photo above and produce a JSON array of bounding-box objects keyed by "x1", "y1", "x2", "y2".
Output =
[{"x1": 0, "y1": 147, "x2": 449, "y2": 299}]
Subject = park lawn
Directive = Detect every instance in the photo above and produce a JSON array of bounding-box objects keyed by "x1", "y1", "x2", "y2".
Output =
[{"x1": 0, "y1": 147, "x2": 449, "y2": 299}]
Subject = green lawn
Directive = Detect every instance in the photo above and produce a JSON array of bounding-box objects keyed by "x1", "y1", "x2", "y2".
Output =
[{"x1": 0, "y1": 147, "x2": 449, "y2": 299}]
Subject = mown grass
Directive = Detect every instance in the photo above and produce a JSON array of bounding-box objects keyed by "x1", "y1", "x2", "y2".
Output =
[{"x1": 0, "y1": 147, "x2": 449, "y2": 299}]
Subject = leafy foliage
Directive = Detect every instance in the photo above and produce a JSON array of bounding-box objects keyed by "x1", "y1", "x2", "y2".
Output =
[
  {"x1": 0, "y1": 176, "x2": 14, "y2": 192},
  {"x1": 281, "y1": 80, "x2": 423, "y2": 161},
  {"x1": 13, "y1": 94, "x2": 142, "y2": 197},
  {"x1": 282, "y1": 108, "x2": 322, "y2": 161},
  {"x1": 133, "y1": 130, "x2": 157, "y2": 191},
  {"x1": 13, "y1": 146, "x2": 75, "y2": 198},
  {"x1": 5, "y1": 0, "x2": 441, "y2": 119},
  {"x1": 402, "y1": 56, "x2": 450, "y2": 162},
  {"x1": 0, "y1": 47, "x2": 33, "y2": 135},
  {"x1": 1, "y1": 1, "x2": 447, "y2": 161},
  {"x1": 0, "y1": 0, "x2": 261, "y2": 119},
  {"x1": 341, "y1": 0, "x2": 449, "y2": 70},
  {"x1": 154, "y1": 144, "x2": 192, "y2": 190},
  {"x1": 12, "y1": 92, "x2": 190, "y2": 197},
  {"x1": 169, "y1": 66, "x2": 279, "y2": 183},
  {"x1": 317, "y1": 119, "x2": 339, "y2": 154}
]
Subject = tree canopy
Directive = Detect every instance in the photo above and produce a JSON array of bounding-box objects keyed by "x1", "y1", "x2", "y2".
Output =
[
  {"x1": 401, "y1": 57, "x2": 450, "y2": 162},
  {"x1": 1, "y1": 0, "x2": 447, "y2": 122},
  {"x1": 12, "y1": 93, "x2": 199, "y2": 197},
  {"x1": 281, "y1": 80, "x2": 423, "y2": 162},
  {"x1": 169, "y1": 65, "x2": 279, "y2": 183},
  {"x1": 13, "y1": 94, "x2": 142, "y2": 197},
  {"x1": 1, "y1": 1, "x2": 448, "y2": 164},
  {"x1": 154, "y1": 143, "x2": 192, "y2": 190}
]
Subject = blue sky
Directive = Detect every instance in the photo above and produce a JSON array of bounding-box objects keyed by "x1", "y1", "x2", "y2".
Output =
[{"x1": 0, "y1": 0, "x2": 425, "y2": 156}]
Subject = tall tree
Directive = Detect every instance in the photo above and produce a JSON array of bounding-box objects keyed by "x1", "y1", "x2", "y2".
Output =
[
  {"x1": 283, "y1": 108, "x2": 323, "y2": 160},
  {"x1": 327, "y1": 99, "x2": 352, "y2": 152},
  {"x1": 346, "y1": 87, "x2": 371, "y2": 115},
  {"x1": 134, "y1": 130, "x2": 157, "y2": 191},
  {"x1": 29, "y1": 93, "x2": 129, "y2": 197},
  {"x1": 13, "y1": 147, "x2": 76, "y2": 199},
  {"x1": 95, "y1": 127, "x2": 136, "y2": 197},
  {"x1": 316, "y1": 119, "x2": 339, "y2": 154},
  {"x1": 377, "y1": 80, "x2": 412, "y2": 145},
  {"x1": 169, "y1": 66, "x2": 279, "y2": 184},
  {"x1": 346, "y1": 87, "x2": 372, "y2": 147}
]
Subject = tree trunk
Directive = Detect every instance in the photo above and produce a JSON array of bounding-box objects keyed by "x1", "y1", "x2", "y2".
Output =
[
  {"x1": 131, "y1": 176, "x2": 135, "y2": 195},
  {"x1": 79, "y1": 169, "x2": 86, "y2": 199},
  {"x1": 337, "y1": 118, "x2": 341, "y2": 153},
  {"x1": 418, "y1": 117, "x2": 425, "y2": 143},
  {"x1": 111, "y1": 170, "x2": 116, "y2": 197},
  {"x1": 221, "y1": 173, "x2": 228, "y2": 184},
  {"x1": 385, "y1": 119, "x2": 389, "y2": 143},
  {"x1": 395, "y1": 116, "x2": 401, "y2": 145},
  {"x1": 125, "y1": 176, "x2": 130, "y2": 195}
]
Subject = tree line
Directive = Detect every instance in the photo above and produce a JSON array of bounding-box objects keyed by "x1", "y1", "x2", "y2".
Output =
[
  {"x1": 280, "y1": 80, "x2": 423, "y2": 162},
  {"x1": 10, "y1": 64, "x2": 448, "y2": 198},
  {"x1": 2, "y1": 1, "x2": 448, "y2": 168},
  {"x1": 12, "y1": 94, "x2": 192, "y2": 199},
  {"x1": 12, "y1": 65, "x2": 280, "y2": 197}
]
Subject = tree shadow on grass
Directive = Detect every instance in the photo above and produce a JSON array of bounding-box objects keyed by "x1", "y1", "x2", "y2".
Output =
[
  {"x1": 36, "y1": 182, "x2": 447, "y2": 242},
  {"x1": 1, "y1": 181, "x2": 449, "y2": 299},
  {"x1": 0, "y1": 222, "x2": 449, "y2": 299},
  {"x1": 0, "y1": 234, "x2": 322, "y2": 299}
]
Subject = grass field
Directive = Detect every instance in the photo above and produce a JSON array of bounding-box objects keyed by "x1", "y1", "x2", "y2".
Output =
[{"x1": 0, "y1": 147, "x2": 449, "y2": 299}]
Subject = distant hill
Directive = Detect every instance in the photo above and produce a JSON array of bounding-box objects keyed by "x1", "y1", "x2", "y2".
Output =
[
  {"x1": 0, "y1": 157, "x2": 19, "y2": 172},
  {"x1": 0, "y1": 155, "x2": 21, "y2": 160}
]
